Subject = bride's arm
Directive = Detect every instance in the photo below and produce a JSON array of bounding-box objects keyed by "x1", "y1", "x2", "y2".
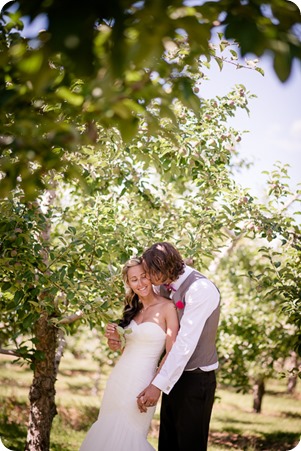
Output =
[
  {"x1": 137, "y1": 303, "x2": 179, "y2": 413},
  {"x1": 155, "y1": 302, "x2": 179, "y2": 376}
]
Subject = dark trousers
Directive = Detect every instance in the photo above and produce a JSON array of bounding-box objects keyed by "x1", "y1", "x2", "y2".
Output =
[{"x1": 158, "y1": 369, "x2": 216, "y2": 451}]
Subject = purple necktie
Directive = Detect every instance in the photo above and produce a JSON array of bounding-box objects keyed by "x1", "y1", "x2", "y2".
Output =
[{"x1": 163, "y1": 283, "x2": 176, "y2": 292}]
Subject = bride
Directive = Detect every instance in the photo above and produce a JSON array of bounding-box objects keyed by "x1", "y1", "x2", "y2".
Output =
[{"x1": 79, "y1": 257, "x2": 179, "y2": 451}]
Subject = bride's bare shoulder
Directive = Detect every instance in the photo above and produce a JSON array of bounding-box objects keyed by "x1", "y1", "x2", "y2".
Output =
[
  {"x1": 157, "y1": 296, "x2": 175, "y2": 307},
  {"x1": 157, "y1": 295, "x2": 169, "y2": 302}
]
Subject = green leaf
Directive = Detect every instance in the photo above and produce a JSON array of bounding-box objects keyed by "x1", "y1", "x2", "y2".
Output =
[
  {"x1": 255, "y1": 67, "x2": 264, "y2": 77},
  {"x1": 1, "y1": 282, "x2": 12, "y2": 291},
  {"x1": 14, "y1": 290, "x2": 24, "y2": 304},
  {"x1": 18, "y1": 51, "x2": 43, "y2": 74},
  {"x1": 273, "y1": 50, "x2": 292, "y2": 82},
  {"x1": 56, "y1": 87, "x2": 84, "y2": 106},
  {"x1": 215, "y1": 57, "x2": 223, "y2": 71},
  {"x1": 118, "y1": 118, "x2": 139, "y2": 142}
]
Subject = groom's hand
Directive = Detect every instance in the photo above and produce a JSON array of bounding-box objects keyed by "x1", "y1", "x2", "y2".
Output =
[{"x1": 137, "y1": 384, "x2": 161, "y2": 413}]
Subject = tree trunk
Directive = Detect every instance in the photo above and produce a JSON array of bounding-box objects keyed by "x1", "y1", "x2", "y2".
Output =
[
  {"x1": 252, "y1": 378, "x2": 265, "y2": 413},
  {"x1": 287, "y1": 351, "x2": 298, "y2": 394},
  {"x1": 54, "y1": 329, "x2": 66, "y2": 377},
  {"x1": 25, "y1": 185, "x2": 62, "y2": 450},
  {"x1": 25, "y1": 313, "x2": 58, "y2": 451}
]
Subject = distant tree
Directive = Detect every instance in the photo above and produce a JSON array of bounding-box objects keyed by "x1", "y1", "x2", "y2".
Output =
[
  {"x1": 211, "y1": 163, "x2": 301, "y2": 412},
  {"x1": 216, "y1": 242, "x2": 297, "y2": 412}
]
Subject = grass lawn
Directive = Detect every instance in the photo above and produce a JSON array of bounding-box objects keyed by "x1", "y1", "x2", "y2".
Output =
[{"x1": 0, "y1": 352, "x2": 300, "y2": 450}]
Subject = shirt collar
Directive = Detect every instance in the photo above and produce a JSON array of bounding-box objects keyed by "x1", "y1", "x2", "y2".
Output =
[{"x1": 170, "y1": 265, "x2": 194, "y2": 291}]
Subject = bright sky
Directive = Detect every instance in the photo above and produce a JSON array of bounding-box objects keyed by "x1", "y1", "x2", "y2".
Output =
[{"x1": 201, "y1": 46, "x2": 301, "y2": 201}]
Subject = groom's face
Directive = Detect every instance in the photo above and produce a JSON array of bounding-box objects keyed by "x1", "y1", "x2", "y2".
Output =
[
  {"x1": 142, "y1": 258, "x2": 171, "y2": 286},
  {"x1": 148, "y1": 272, "x2": 172, "y2": 287},
  {"x1": 149, "y1": 273, "x2": 164, "y2": 286}
]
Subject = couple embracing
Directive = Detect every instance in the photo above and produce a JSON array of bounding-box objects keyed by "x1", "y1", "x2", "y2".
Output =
[{"x1": 80, "y1": 242, "x2": 220, "y2": 451}]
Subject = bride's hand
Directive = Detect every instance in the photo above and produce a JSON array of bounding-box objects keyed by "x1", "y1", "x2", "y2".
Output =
[
  {"x1": 105, "y1": 323, "x2": 122, "y2": 350},
  {"x1": 107, "y1": 338, "x2": 122, "y2": 351},
  {"x1": 105, "y1": 323, "x2": 119, "y2": 340}
]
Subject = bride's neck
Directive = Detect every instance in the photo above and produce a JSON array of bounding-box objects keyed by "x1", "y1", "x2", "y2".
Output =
[{"x1": 139, "y1": 293, "x2": 158, "y2": 307}]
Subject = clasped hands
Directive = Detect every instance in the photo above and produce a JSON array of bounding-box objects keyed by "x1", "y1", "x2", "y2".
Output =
[
  {"x1": 105, "y1": 323, "x2": 161, "y2": 412},
  {"x1": 136, "y1": 384, "x2": 161, "y2": 412}
]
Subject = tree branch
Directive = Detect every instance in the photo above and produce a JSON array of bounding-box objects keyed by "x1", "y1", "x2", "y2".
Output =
[
  {"x1": 0, "y1": 348, "x2": 20, "y2": 357},
  {"x1": 58, "y1": 310, "x2": 84, "y2": 325},
  {"x1": 209, "y1": 233, "x2": 242, "y2": 274},
  {"x1": 280, "y1": 192, "x2": 301, "y2": 213}
]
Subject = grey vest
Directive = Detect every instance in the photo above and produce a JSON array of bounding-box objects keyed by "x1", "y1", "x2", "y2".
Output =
[{"x1": 160, "y1": 270, "x2": 220, "y2": 369}]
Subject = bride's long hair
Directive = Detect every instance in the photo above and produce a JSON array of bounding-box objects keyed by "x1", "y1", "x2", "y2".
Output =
[{"x1": 118, "y1": 257, "x2": 143, "y2": 327}]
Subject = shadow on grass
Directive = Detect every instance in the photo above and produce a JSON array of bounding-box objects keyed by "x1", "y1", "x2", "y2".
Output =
[
  {"x1": 262, "y1": 431, "x2": 300, "y2": 450},
  {"x1": 0, "y1": 405, "x2": 97, "y2": 451},
  {"x1": 282, "y1": 411, "x2": 301, "y2": 419},
  {"x1": 57, "y1": 404, "x2": 99, "y2": 431},
  {"x1": 214, "y1": 416, "x2": 265, "y2": 428},
  {"x1": 0, "y1": 423, "x2": 26, "y2": 451},
  {"x1": 0, "y1": 398, "x2": 99, "y2": 451},
  {"x1": 209, "y1": 430, "x2": 300, "y2": 450}
]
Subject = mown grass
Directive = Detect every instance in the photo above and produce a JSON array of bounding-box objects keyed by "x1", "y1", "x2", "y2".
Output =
[{"x1": 0, "y1": 352, "x2": 300, "y2": 451}]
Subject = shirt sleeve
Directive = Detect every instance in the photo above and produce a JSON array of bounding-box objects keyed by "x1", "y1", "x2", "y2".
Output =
[{"x1": 152, "y1": 277, "x2": 220, "y2": 394}]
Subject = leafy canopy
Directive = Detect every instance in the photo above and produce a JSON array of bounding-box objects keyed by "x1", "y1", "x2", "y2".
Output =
[{"x1": 1, "y1": 0, "x2": 301, "y2": 196}]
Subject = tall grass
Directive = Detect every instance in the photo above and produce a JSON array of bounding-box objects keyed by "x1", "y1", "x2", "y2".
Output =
[{"x1": 0, "y1": 352, "x2": 300, "y2": 450}]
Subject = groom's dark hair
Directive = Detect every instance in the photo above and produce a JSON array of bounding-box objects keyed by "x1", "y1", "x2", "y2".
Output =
[{"x1": 142, "y1": 242, "x2": 184, "y2": 281}]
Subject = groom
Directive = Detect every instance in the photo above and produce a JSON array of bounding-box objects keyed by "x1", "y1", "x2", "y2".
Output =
[{"x1": 136, "y1": 242, "x2": 220, "y2": 451}]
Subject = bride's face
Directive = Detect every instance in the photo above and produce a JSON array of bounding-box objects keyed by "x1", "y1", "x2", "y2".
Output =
[{"x1": 127, "y1": 264, "x2": 152, "y2": 297}]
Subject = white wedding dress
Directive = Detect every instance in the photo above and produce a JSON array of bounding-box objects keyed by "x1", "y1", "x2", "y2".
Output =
[{"x1": 79, "y1": 320, "x2": 166, "y2": 451}]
